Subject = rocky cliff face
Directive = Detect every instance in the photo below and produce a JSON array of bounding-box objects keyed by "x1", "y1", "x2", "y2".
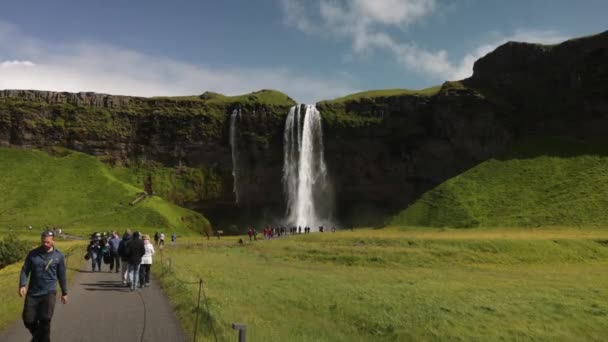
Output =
[
  {"x1": 0, "y1": 90, "x2": 295, "y2": 228},
  {"x1": 1, "y1": 31, "x2": 606, "y2": 228},
  {"x1": 318, "y1": 30, "x2": 608, "y2": 225}
]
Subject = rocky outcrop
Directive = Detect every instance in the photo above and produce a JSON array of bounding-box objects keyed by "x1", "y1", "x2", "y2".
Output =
[
  {"x1": 0, "y1": 90, "x2": 295, "y2": 228},
  {"x1": 1, "y1": 31, "x2": 606, "y2": 228},
  {"x1": 318, "y1": 31, "x2": 608, "y2": 225}
]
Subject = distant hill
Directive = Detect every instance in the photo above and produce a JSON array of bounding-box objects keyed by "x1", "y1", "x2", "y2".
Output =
[
  {"x1": 0, "y1": 148, "x2": 210, "y2": 235},
  {"x1": 391, "y1": 138, "x2": 608, "y2": 227}
]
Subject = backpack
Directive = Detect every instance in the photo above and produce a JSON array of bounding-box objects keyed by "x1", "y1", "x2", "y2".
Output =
[{"x1": 118, "y1": 239, "x2": 130, "y2": 258}]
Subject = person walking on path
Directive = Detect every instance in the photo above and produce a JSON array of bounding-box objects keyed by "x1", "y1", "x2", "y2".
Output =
[
  {"x1": 108, "y1": 231, "x2": 121, "y2": 273},
  {"x1": 87, "y1": 233, "x2": 101, "y2": 272},
  {"x1": 154, "y1": 231, "x2": 159, "y2": 246},
  {"x1": 126, "y1": 231, "x2": 145, "y2": 291},
  {"x1": 139, "y1": 235, "x2": 155, "y2": 288},
  {"x1": 19, "y1": 230, "x2": 68, "y2": 342},
  {"x1": 118, "y1": 229, "x2": 132, "y2": 286},
  {"x1": 171, "y1": 232, "x2": 176, "y2": 246}
]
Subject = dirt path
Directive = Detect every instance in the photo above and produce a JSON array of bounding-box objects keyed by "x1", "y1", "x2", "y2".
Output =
[{"x1": 1, "y1": 264, "x2": 186, "y2": 342}]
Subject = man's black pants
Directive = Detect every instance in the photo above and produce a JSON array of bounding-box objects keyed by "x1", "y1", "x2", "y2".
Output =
[
  {"x1": 22, "y1": 291, "x2": 56, "y2": 342},
  {"x1": 109, "y1": 250, "x2": 121, "y2": 272}
]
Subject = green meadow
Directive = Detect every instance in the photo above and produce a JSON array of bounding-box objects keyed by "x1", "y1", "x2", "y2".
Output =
[
  {"x1": 2, "y1": 145, "x2": 608, "y2": 340},
  {"x1": 156, "y1": 228, "x2": 608, "y2": 341},
  {"x1": 0, "y1": 148, "x2": 209, "y2": 236},
  {"x1": 393, "y1": 139, "x2": 608, "y2": 228}
]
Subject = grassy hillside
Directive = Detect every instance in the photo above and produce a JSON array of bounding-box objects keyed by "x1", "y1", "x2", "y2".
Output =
[
  {"x1": 0, "y1": 147, "x2": 210, "y2": 235},
  {"x1": 391, "y1": 139, "x2": 608, "y2": 228},
  {"x1": 320, "y1": 86, "x2": 441, "y2": 105},
  {"x1": 156, "y1": 228, "x2": 608, "y2": 341}
]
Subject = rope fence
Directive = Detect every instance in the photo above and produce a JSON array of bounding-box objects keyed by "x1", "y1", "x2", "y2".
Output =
[{"x1": 158, "y1": 249, "x2": 220, "y2": 342}]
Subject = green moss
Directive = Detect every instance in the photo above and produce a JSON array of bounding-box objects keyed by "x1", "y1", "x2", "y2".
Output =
[
  {"x1": 0, "y1": 88, "x2": 295, "y2": 142},
  {"x1": 110, "y1": 161, "x2": 224, "y2": 206}
]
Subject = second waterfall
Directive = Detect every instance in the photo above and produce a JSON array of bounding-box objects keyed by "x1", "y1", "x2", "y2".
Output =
[{"x1": 283, "y1": 104, "x2": 332, "y2": 230}]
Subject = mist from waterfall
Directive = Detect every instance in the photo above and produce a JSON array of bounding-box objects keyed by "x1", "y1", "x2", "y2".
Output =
[
  {"x1": 230, "y1": 108, "x2": 241, "y2": 205},
  {"x1": 283, "y1": 104, "x2": 332, "y2": 231}
]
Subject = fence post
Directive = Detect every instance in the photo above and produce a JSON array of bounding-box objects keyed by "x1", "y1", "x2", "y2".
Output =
[
  {"x1": 232, "y1": 323, "x2": 247, "y2": 342},
  {"x1": 193, "y1": 279, "x2": 202, "y2": 342}
]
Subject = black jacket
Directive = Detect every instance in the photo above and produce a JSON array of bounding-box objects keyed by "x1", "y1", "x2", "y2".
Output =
[{"x1": 126, "y1": 238, "x2": 145, "y2": 265}]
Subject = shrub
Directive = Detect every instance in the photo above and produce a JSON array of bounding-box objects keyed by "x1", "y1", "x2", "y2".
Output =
[{"x1": 0, "y1": 234, "x2": 31, "y2": 269}]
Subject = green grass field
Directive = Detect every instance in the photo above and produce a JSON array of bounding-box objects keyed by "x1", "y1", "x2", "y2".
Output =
[
  {"x1": 155, "y1": 228, "x2": 608, "y2": 341},
  {"x1": 392, "y1": 139, "x2": 608, "y2": 228},
  {"x1": 0, "y1": 148, "x2": 209, "y2": 237}
]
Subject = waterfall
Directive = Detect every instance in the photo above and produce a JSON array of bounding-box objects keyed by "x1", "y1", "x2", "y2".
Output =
[
  {"x1": 230, "y1": 108, "x2": 241, "y2": 205},
  {"x1": 283, "y1": 104, "x2": 330, "y2": 230}
]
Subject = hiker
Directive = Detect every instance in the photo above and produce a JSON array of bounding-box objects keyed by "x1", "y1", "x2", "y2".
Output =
[
  {"x1": 159, "y1": 232, "x2": 165, "y2": 247},
  {"x1": 99, "y1": 236, "x2": 110, "y2": 271},
  {"x1": 171, "y1": 232, "x2": 176, "y2": 245},
  {"x1": 19, "y1": 231, "x2": 68, "y2": 342},
  {"x1": 126, "y1": 231, "x2": 145, "y2": 291},
  {"x1": 108, "y1": 231, "x2": 121, "y2": 273},
  {"x1": 154, "y1": 231, "x2": 159, "y2": 245},
  {"x1": 118, "y1": 229, "x2": 132, "y2": 286},
  {"x1": 139, "y1": 234, "x2": 155, "y2": 288},
  {"x1": 248, "y1": 228, "x2": 253, "y2": 241},
  {"x1": 87, "y1": 233, "x2": 102, "y2": 272},
  {"x1": 331, "y1": 226, "x2": 336, "y2": 233}
]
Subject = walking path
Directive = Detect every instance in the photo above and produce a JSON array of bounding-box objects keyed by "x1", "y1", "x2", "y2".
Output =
[{"x1": 1, "y1": 264, "x2": 186, "y2": 342}]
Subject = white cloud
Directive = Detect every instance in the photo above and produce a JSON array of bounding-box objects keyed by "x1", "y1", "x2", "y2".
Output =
[
  {"x1": 0, "y1": 21, "x2": 358, "y2": 104},
  {"x1": 281, "y1": 1, "x2": 566, "y2": 81},
  {"x1": 352, "y1": 0, "x2": 436, "y2": 26},
  {"x1": 1, "y1": 60, "x2": 35, "y2": 68}
]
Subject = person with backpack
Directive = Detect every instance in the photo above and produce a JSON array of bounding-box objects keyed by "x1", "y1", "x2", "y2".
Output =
[
  {"x1": 126, "y1": 231, "x2": 145, "y2": 291},
  {"x1": 139, "y1": 234, "x2": 155, "y2": 287},
  {"x1": 118, "y1": 229, "x2": 132, "y2": 286},
  {"x1": 87, "y1": 233, "x2": 102, "y2": 272},
  {"x1": 99, "y1": 236, "x2": 110, "y2": 271}
]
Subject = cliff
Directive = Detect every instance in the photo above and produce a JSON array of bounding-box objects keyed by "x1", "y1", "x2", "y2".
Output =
[
  {"x1": 1, "y1": 30, "x2": 606, "y2": 228},
  {"x1": 0, "y1": 89, "x2": 295, "y2": 228},
  {"x1": 318, "y1": 30, "x2": 608, "y2": 225}
]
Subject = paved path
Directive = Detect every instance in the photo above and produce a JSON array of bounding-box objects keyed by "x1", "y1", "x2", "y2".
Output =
[{"x1": 1, "y1": 265, "x2": 186, "y2": 342}]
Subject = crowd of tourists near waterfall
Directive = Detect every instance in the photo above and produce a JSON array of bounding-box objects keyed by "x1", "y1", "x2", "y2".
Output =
[
  {"x1": 246, "y1": 225, "x2": 337, "y2": 241},
  {"x1": 86, "y1": 229, "x2": 172, "y2": 291}
]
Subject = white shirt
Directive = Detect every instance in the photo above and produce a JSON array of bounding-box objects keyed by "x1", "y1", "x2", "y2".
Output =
[{"x1": 141, "y1": 241, "x2": 155, "y2": 264}]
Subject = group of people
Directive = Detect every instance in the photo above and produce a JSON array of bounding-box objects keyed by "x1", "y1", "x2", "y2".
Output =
[
  {"x1": 87, "y1": 229, "x2": 156, "y2": 291},
  {"x1": 153, "y1": 231, "x2": 177, "y2": 246},
  {"x1": 246, "y1": 225, "x2": 338, "y2": 241},
  {"x1": 17, "y1": 228, "x2": 168, "y2": 341}
]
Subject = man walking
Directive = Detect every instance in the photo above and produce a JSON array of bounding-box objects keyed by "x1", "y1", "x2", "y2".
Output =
[
  {"x1": 126, "y1": 231, "x2": 145, "y2": 291},
  {"x1": 108, "y1": 231, "x2": 121, "y2": 273},
  {"x1": 19, "y1": 230, "x2": 68, "y2": 342}
]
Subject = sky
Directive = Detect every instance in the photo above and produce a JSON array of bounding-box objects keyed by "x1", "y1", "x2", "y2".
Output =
[{"x1": 0, "y1": 0, "x2": 606, "y2": 104}]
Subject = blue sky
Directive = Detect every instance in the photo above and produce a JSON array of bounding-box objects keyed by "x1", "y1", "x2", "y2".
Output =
[{"x1": 0, "y1": 0, "x2": 606, "y2": 103}]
